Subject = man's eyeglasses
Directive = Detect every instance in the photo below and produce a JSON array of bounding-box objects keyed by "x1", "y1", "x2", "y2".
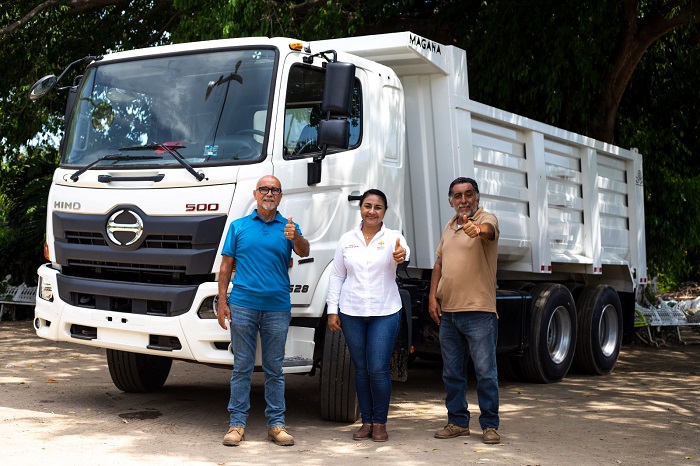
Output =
[{"x1": 257, "y1": 186, "x2": 282, "y2": 195}]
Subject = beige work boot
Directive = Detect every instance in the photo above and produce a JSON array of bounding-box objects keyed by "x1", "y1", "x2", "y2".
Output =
[
  {"x1": 222, "y1": 426, "x2": 245, "y2": 446},
  {"x1": 268, "y1": 425, "x2": 295, "y2": 446},
  {"x1": 434, "y1": 423, "x2": 470, "y2": 439},
  {"x1": 482, "y1": 427, "x2": 501, "y2": 444}
]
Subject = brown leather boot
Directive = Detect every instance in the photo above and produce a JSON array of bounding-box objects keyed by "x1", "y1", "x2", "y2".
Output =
[
  {"x1": 371, "y1": 423, "x2": 388, "y2": 442},
  {"x1": 352, "y1": 423, "x2": 373, "y2": 440}
]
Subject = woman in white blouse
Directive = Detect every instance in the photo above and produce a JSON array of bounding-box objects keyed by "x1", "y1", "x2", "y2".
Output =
[{"x1": 327, "y1": 189, "x2": 410, "y2": 442}]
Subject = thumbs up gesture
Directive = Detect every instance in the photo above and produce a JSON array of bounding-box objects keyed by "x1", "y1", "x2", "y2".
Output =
[
  {"x1": 392, "y1": 237, "x2": 406, "y2": 264},
  {"x1": 284, "y1": 217, "x2": 297, "y2": 241},
  {"x1": 462, "y1": 215, "x2": 481, "y2": 239}
]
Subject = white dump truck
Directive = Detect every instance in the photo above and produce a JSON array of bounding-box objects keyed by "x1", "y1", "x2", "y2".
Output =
[{"x1": 30, "y1": 31, "x2": 647, "y2": 422}]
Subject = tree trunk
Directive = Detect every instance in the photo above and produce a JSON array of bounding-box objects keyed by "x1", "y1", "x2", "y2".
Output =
[{"x1": 590, "y1": 0, "x2": 700, "y2": 143}]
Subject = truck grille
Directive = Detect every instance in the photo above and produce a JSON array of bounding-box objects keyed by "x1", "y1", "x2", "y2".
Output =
[
  {"x1": 65, "y1": 232, "x2": 194, "y2": 249},
  {"x1": 52, "y1": 209, "x2": 227, "y2": 314},
  {"x1": 68, "y1": 259, "x2": 187, "y2": 274}
]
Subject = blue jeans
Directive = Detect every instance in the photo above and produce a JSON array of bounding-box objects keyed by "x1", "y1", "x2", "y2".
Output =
[
  {"x1": 340, "y1": 311, "x2": 401, "y2": 424},
  {"x1": 228, "y1": 305, "x2": 291, "y2": 428},
  {"x1": 439, "y1": 311, "x2": 499, "y2": 430}
]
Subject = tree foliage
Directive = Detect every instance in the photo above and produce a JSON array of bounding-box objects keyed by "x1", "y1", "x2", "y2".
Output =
[
  {"x1": 1, "y1": 0, "x2": 699, "y2": 287},
  {"x1": 0, "y1": 146, "x2": 58, "y2": 284},
  {"x1": 0, "y1": 0, "x2": 177, "y2": 285},
  {"x1": 618, "y1": 21, "x2": 700, "y2": 287}
]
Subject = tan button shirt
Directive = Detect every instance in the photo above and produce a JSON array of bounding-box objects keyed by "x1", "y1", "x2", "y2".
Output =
[{"x1": 435, "y1": 207, "x2": 499, "y2": 313}]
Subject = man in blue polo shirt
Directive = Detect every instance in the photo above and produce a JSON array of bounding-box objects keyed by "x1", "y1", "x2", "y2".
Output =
[{"x1": 217, "y1": 175, "x2": 310, "y2": 447}]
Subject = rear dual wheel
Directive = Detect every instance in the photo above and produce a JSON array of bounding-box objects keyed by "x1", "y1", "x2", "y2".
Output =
[
  {"x1": 520, "y1": 283, "x2": 577, "y2": 383},
  {"x1": 572, "y1": 285, "x2": 622, "y2": 375}
]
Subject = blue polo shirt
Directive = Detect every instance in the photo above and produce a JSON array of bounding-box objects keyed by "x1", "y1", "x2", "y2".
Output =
[{"x1": 221, "y1": 210, "x2": 301, "y2": 311}]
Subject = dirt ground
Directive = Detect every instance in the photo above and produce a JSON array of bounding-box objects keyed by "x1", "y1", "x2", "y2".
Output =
[{"x1": 1, "y1": 319, "x2": 699, "y2": 466}]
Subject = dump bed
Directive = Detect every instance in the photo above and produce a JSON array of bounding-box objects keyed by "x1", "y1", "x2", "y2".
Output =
[{"x1": 312, "y1": 32, "x2": 647, "y2": 292}]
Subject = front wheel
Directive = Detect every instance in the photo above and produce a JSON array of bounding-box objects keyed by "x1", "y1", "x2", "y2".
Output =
[
  {"x1": 319, "y1": 326, "x2": 359, "y2": 422},
  {"x1": 572, "y1": 285, "x2": 622, "y2": 375},
  {"x1": 106, "y1": 349, "x2": 172, "y2": 392}
]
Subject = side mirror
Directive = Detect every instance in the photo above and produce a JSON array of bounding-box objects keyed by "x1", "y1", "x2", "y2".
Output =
[
  {"x1": 317, "y1": 119, "x2": 350, "y2": 149},
  {"x1": 28, "y1": 55, "x2": 101, "y2": 102},
  {"x1": 321, "y1": 62, "x2": 355, "y2": 117},
  {"x1": 308, "y1": 59, "x2": 356, "y2": 186},
  {"x1": 316, "y1": 62, "x2": 355, "y2": 151},
  {"x1": 29, "y1": 75, "x2": 58, "y2": 101}
]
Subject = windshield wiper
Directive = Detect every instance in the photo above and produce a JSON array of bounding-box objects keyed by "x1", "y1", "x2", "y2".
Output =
[
  {"x1": 120, "y1": 143, "x2": 207, "y2": 181},
  {"x1": 70, "y1": 154, "x2": 163, "y2": 182}
]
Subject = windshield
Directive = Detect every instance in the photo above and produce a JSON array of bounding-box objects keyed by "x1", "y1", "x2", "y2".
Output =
[{"x1": 61, "y1": 47, "x2": 277, "y2": 167}]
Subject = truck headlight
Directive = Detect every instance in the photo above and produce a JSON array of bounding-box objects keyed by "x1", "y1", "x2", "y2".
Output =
[
  {"x1": 197, "y1": 296, "x2": 217, "y2": 319},
  {"x1": 39, "y1": 277, "x2": 53, "y2": 302}
]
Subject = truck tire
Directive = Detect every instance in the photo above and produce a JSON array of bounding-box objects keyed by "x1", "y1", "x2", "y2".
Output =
[
  {"x1": 564, "y1": 282, "x2": 585, "y2": 302},
  {"x1": 520, "y1": 283, "x2": 577, "y2": 383},
  {"x1": 319, "y1": 325, "x2": 359, "y2": 422},
  {"x1": 572, "y1": 285, "x2": 622, "y2": 375},
  {"x1": 106, "y1": 349, "x2": 172, "y2": 392}
]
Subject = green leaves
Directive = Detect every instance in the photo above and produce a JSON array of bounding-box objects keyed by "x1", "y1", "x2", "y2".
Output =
[
  {"x1": 0, "y1": 145, "x2": 58, "y2": 284},
  {"x1": 1, "y1": 0, "x2": 699, "y2": 286}
]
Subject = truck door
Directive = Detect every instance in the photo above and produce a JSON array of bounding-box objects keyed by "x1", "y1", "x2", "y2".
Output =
[{"x1": 271, "y1": 58, "x2": 369, "y2": 314}]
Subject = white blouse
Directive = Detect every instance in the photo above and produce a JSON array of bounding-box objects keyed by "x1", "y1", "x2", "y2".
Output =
[{"x1": 326, "y1": 223, "x2": 410, "y2": 316}]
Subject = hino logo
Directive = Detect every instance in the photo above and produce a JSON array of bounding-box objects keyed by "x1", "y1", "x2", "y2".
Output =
[
  {"x1": 54, "y1": 201, "x2": 81, "y2": 210},
  {"x1": 106, "y1": 209, "x2": 144, "y2": 246}
]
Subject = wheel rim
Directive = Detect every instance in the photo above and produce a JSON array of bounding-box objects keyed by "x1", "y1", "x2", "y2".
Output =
[
  {"x1": 598, "y1": 303, "x2": 619, "y2": 357},
  {"x1": 547, "y1": 305, "x2": 573, "y2": 364}
]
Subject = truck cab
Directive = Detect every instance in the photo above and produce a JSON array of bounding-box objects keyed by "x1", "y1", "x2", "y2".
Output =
[{"x1": 33, "y1": 37, "x2": 400, "y2": 388}]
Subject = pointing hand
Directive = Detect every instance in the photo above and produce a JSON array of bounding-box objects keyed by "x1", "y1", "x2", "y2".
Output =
[{"x1": 463, "y1": 217, "x2": 481, "y2": 239}]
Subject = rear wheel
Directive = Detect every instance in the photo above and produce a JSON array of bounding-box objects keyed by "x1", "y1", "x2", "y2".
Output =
[
  {"x1": 572, "y1": 285, "x2": 622, "y2": 375},
  {"x1": 520, "y1": 283, "x2": 577, "y2": 383},
  {"x1": 319, "y1": 326, "x2": 359, "y2": 422},
  {"x1": 106, "y1": 349, "x2": 172, "y2": 392},
  {"x1": 565, "y1": 282, "x2": 585, "y2": 302}
]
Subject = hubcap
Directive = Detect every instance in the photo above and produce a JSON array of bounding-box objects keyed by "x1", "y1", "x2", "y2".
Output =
[
  {"x1": 547, "y1": 305, "x2": 572, "y2": 364},
  {"x1": 598, "y1": 304, "x2": 619, "y2": 357}
]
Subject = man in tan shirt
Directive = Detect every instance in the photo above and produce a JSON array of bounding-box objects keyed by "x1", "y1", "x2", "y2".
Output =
[{"x1": 429, "y1": 177, "x2": 501, "y2": 444}]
